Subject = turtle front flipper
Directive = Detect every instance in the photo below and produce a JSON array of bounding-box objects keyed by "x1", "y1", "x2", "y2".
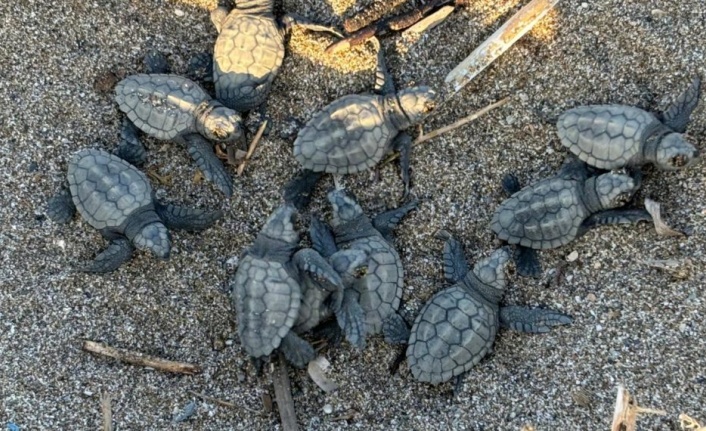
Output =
[
  {"x1": 79, "y1": 237, "x2": 135, "y2": 273},
  {"x1": 335, "y1": 289, "x2": 367, "y2": 349},
  {"x1": 279, "y1": 331, "x2": 315, "y2": 368},
  {"x1": 436, "y1": 230, "x2": 469, "y2": 284},
  {"x1": 501, "y1": 173, "x2": 522, "y2": 195},
  {"x1": 514, "y1": 246, "x2": 542, "y2": 278},
  {"x1": 143, "y1": 49, "x2": 170, "y2": 74},
  {"x1": 371, "y1": 38, "x2": 395, "y2": 95},
  {"x1": 372, "y1": 200, "x2": 417, "y2": 241},
  {"x1": 392, "y1": 133, "x2": 413, "y2": 199},
  {"x1": 294, "y1": 248, "x2": 343, "y2": 294},
  {"x1": 210, "y1": 1, "x2": 231, "y2": 34},
  {"x1": 282, "y1": 169, "x2": 325, "y2": 211},
  {"x1": 382, "y1": 313, "x2": 410, "y2": 344},
  {"x1": 660, "y1": 76, "x2": 701, "y2": 133},
  {"x1": 309, "y1": 216, "x2": 337, "y2": 258},
  {"x1": 115, "y1": 118, "x2": 148, "y2": 166},
  {"x1": 499, "y1": 306, "x2": 573, "y2": 333},
  {"x1": 280, "y1": 13, "x2": 344, "y2": 39},
  {"x1": 579, "y1": 208, "x2": 652, "y2": 235},
  {"x1": 47, "y1": 187, "x2": 76, "y2": 224},
  {"x1": 155, "y1": 201, "x2": 224, "y2": 231},
  {"x1": 187, "y1": 52, "x2": 214, "y2": 82},
  {"x1": 183, "y1": 134, "x2": 234, "y2": 197}
]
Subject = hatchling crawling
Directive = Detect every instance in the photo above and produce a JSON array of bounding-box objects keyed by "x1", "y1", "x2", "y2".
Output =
[
  {"x1": 557, "y1": 76, "x2": 701, "y2": 170},
  {"x1": 491, "y1": 158, "x2": 651, "y2": 277},
  {"x1": 114, "y1": 53, "x2": 243, "y2": 197},
  {"x1": 407, "y1": 232, "x2": 572, "y2": 385},
  {"x1": 284, "y1": 45, "x2": 437, "y2": 208},
  {"x1": 210, "y1": 0, "x2": 343, "y2": 112},
  {"x1": 231, "y1": 204, "x2": 356, "y2": 368},
  {"x1": 322, "y1": 188, "x2": 417, "y2": 345},
  {"x1": 46, "y1": 149, "x2": 223, "y2": 273}
]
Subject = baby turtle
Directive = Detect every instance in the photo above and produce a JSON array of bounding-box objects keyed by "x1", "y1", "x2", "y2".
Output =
[
  {"x1": 211, "y1": 0, "x2": 342, "y2": 112},
  {"x1": 406, "y1": 232, "x2": 572, "y2": 385},
  {"x1": 490, "y1": 158, "x2": 650, "y2": 277},
  {"x1": 557, "y1": 76, "x2": 701, "y2": 170},
  {"x1": 46, "y1": 149, "x2": 223, "y2": 273},
  {"x1": 230, "y1": 204, "x2": 349, "y2": 368},
  {"x1": 114, "y1": 52, "x2": 243, "y2": 197},
  {"x1": 284, "y1": 45, "x2": 436, "y2": 208},
  {"x1": 323, "y1": 188, "x2": 417, "y2": 345}
]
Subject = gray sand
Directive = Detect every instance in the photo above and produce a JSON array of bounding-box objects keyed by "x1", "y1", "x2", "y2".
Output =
[{"x1": 1, "y1": 0, "x2": 705, "y2": 429}]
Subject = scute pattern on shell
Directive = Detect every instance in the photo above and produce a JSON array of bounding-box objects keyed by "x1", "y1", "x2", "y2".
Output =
[
  {"x1": 557, "y1": 105, "x2": 658, "y2": 169},
  {"x1": 115, "y1": 74, "x2": 208, "y2": 140},
  {"x1": 214, "y1": 14, "x2": 284, "y2": 111},
  {"x1": 233, "y1": 255, "x2": 302, "y2": 358},
  {"x1": 407, "y1": 285, "x2": 498, "y2": 385},
  {"x1": 293, "y1": 95, "x2": 393, "y2": 174},
  {"x1": 491, "y1": 177, "x2": 588, "y2": 249},
  {"x1": 68, "y1": 149, "x2": 152, "y2": 230}
]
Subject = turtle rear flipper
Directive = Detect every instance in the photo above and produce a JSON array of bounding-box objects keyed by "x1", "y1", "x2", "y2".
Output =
[
  {"x1": 279, "y1": 331, "x2": 315, "y2": 368},
  {"x1": 78, "y1": 238, "x2": 135, "y2": 273},
  {"x1": 282, "y1": 170, "x2": 324, "y2": 211},
  {"x1": 514, "y1": 246, "x2": 542, "y2": 278},
  {"x1": 47, "y1": 187, "x2": 76, "y2": 224},
  {"x1": 183, "y1": 134, "x2": 234, "y2": 197},
  {"x1": 382, "y1": 313, "x2": 410, "y2": 345},
  {"x1": 155, "y1": 201, "x2": 224, "y2": 231},
  {"x1": 499, "y1": 306, "x2": 573, "y2": 333},
  {"x1": 660, "y1": 76, "x2": 701, "y2": 133},
  {"x1": 115, "y1": 118, "x2": 147, "y2": 166}
]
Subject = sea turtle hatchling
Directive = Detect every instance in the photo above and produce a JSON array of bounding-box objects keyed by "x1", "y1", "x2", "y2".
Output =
[
  {"x1": 322, "y1": 188, "x2": 417, "y2": 345},
  {"x1": 490, "y1": 158, "x2": 651, "y2": 278},
  {"x1": 406, "y1": 232, "x2": 572, "y2": 385},
  {"x1": 114, "y1": 52, "x2": 243, "y2": 197},
  {"x1": 284, "y1": 44, "x2": 437, "y2": 208},
  {"x1": 557, "y1": 76, "x2": 701, "y2": 170},
  {"x1": 46, "y1": 149, "x2": 223, "y2": 273},
  {"x1": 230, "y1": 204, "x2": 354, "y2": 368},
  {"x1": 210, "y1": 0, "x2": 343, "y2": 113}
]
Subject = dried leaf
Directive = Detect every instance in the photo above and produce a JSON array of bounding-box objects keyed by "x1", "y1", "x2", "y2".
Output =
[
  {"x1": 644, "y1": 198, "x2": 685, "y2": 237},
  {"x1": 611, "y1": 385, "x2": 666, "y2": 431},
  {"x1": 643, "y1": 258, "x2": 692, "y2": 279},
  {"x1": 146, "y1": 170, "x2": 172, "y2": 186},
  {"x1": 193, "y1": 170, "x2": 204, "y2": 184},
  {"x1": 679, "y1": 413, "x2": 706, "y2": 430},
  {"x1": 307, "y1": 356, "x2": 338, "y2": 393}
]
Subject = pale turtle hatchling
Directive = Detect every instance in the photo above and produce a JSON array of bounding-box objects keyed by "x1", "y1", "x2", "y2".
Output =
[
  {"x1": 210, "y1": 0, "x2": 343, "y2": 113},
  {"x1": 114, "y1": 52, "x2": 243, "y2": 197},
  {"x1": 490, "y1": 157, "x2": 651, "y2": 278},
  {"x1": 321, "y1": 188, "x2": 417, "y2": 346},
  {"x1": 557, "y1": 76, "x2": 701, "y2": 170},
  {"x1": 283, "y1": 44, "x2": 437, "y2": 208},
  {"x1": 406, "y1": 231, "x2": 572, "y2": 385},
  {"x1": 230, "y1": 204, "x2": 348, "y2": 368},
  {"x1": 46, "y1": 149, "x2": 223, "y2": 273}
]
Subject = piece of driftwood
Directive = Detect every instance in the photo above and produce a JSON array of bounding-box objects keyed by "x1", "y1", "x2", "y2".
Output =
[
  {"x1": 445, "y1": 0, "x2": 559, "y2": 93},
  {"x1": 273, "y1": 353, "x2": 299, "y2": 431},
  {"x1": 82, "y1": 340, "x2": 202, "y2": 375}
]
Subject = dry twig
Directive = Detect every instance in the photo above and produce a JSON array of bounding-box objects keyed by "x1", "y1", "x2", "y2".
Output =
[
  {"x1": 100, "y1": 391, "x2": 113, "y2": 431},
  {"x1": 611, "y1": 385, "x2": 666, "y2": 431},
  {"x1": 273, "y1": 353, "x2": 299, "y2": 431},
  {"x1": 82, "y1": 340, "x2": 201, "y2": 375},
  {"x1": 237, "y1": 120, "x2": 268, "y2": 176}
]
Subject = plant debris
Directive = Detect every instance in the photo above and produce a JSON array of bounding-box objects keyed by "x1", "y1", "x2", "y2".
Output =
[
  {"x1": 82, "y1": 340, "x2": 202, "y2": 375},
  {"x1": 307, "y1": 356, "x2": 339, "y2": 393},
  {"x1": 610, "y1": 385, "x2": 666, "y2": 431},
  {"x1": 644, "y1": 198, "x2": 685, "y2": 237}
]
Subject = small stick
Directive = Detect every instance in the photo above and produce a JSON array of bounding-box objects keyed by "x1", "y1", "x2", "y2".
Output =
[
  {"x1": 188, "y1": 390, "x2": 261, "y2": 413},
  {"x1": 237, "y1": 120, "x2": 268, "y2": 176},
  {"x1": 382, "y1": 96, "x2": 509, "y2": 164},
  {"x1": 82, "y1": 340, "x2": 202, "y2": 375},
  {"x1": 273, "y1": 353, "x2": 299, "y2": 431},
  {"x1": 100, "y1": 391, "x2": 113, "y2": 431}
]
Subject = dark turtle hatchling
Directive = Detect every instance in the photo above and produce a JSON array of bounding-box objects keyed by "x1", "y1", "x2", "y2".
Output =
[
  {"x1": 322, "y1": 188, "x2": 417, "y2": 345},
  {"x1": 210, "y1": 0, "x2": 342, "y2": 113},
  {"x1": 557, "y1": 76, "x2": 701, "y2": 170},
  {"x1": 284, "y1": 44, "x2": 437, "y2": 208},
  {"x1": 230, "y1": 204, "x2": 346, "y2": 368},
  {"x1": 490, "y1": 158, "x2": 651, "y2": 278},
  {"x1": 406, "y1": 231, "x2": 572, "y2": 385},
  {"x1": 114, "y1": 52, "x2": 243, "y2": 197},
  {"x1": 46, "y1": 149, "x2": 223, "y2": 273}
]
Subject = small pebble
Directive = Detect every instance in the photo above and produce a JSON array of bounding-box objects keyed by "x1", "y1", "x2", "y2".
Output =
[
  {"x1": 225, "y1": 339, "x2": 234, "y2": 346},
  {"x1": 323, "y1": 404, "x2": 333, "y2": 414},
  {"x1": 593, "y1": 261, "x2": 602, "y2": 270},
  {"x1": 595, "y1": 325, "x2": 603, "y2": 331},
  {"x1": 586, "y1": 293, "x2": 597, "y2": 302},
  {"x1": 566, "y1": 251, "x2": 579, "y2": 262},
  {"x1": 174, "y1": 8, "x2": 185, "y2": 17}
]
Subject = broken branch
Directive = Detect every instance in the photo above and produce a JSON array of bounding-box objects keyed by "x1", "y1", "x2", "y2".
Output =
[
  {"x1": 100, "y1": 391, "x2": 113, "y2": 431},
  {"x1": 82, "y1": 340, "x2": 201, "y2": 375},
  {"x1": 273, "y1": 353, "x2": 299, "y2": 431},
  {"x1": 237, "y1": 120, "x2": 268, "y2": 176}
]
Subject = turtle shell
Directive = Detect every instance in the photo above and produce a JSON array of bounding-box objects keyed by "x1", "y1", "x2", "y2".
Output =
[
  {"x1": 490, "y1": 176, "x2": 588, "y2": 250},
  {"x1": 293, "y1": 94, "x2": 395, "y2": 174},
  {"x1": 68, "y1": 149, "x2": 152, "y2": 231},
  {"x1": 406, "y1": 285, "x2": 499, "y2": 385},
  {"x1": 232, "y1": 255, "x2": 301, "y2": 358},
  {"x1": 214, "y1": 13, "x2": 284, "y2": 112},
  {"x1": 115, "y1": 74, "x2": 209, "y2": 140},
  {"x1": 557, "y1": 105, "x2": 660, "y2": 169}
]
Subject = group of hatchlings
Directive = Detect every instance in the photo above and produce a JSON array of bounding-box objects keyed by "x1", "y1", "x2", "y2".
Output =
[{"x1": 46, "y1": 1, "x2": 701, "y2": 387}]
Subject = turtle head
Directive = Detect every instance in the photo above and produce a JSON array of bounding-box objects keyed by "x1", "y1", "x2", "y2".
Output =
[
  {"x1": 472, "y1": 247, "x2": 511, "y2": 292},
  {"x1": 200, "y1": 104, "x2": 244, "y2": 145},
  {"x1": 133, "y1": 222, "x2": 171, "y2": 259},
  {"x1": 327, "y1": 188, "x2": 364, "y2": 226},
  {"x1": 655, "y1": 133, "x2": 700, "y2": 170},
  {"x1": 396, "y1": 86, "x2": 437, "y2": 127},
  {"x1": 261, "y1": 204, "x2": 299, "y2": 244},
  {"x1": 593, "y1": 172, "x2": 640, "y2": 210}
]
